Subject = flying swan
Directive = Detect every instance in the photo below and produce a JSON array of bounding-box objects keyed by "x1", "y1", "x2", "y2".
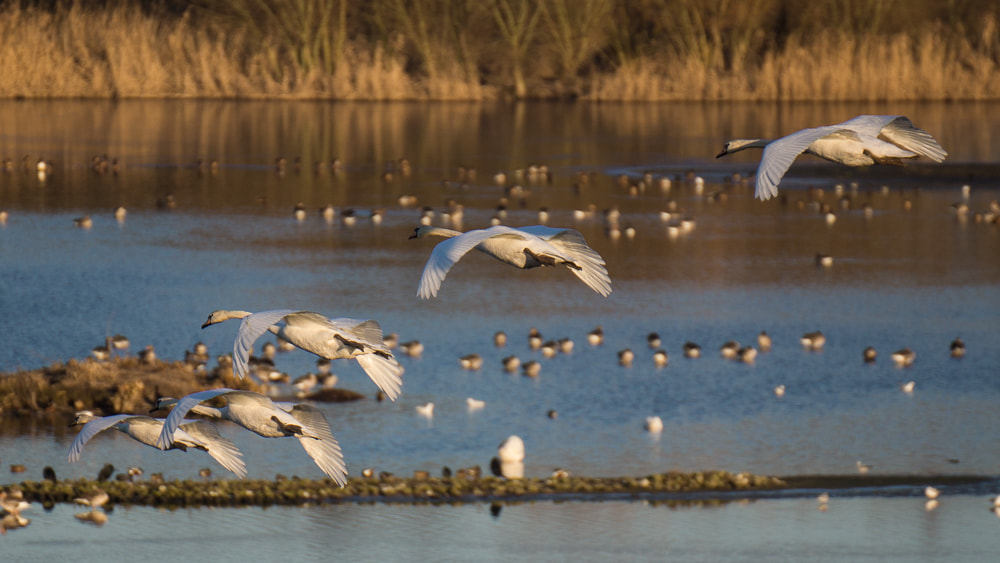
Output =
[
  {"x1": 717, "y1": 115, "x2": 947, "y2": 200},
  {"x1": 154, "y1": 389, "x2": 347, "y2": 486},
  {"x1": 410, "y1": 225, "x2": 612, "y2": 299},
  {"x1": 202, "y1": 309, "x2": 403, "y2": 401},
  {"x1": 67, "y1": 411, "x2": 248, "y2": 478}
]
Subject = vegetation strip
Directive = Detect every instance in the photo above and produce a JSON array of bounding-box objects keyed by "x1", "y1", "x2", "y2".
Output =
[{"x1": 7, "y1": 471, "x2": 786, "y2": 507}]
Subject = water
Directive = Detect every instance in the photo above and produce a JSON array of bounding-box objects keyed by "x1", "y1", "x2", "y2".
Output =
[{"x1": 1, "y1": 100, "x2": 999, "y2": 558}]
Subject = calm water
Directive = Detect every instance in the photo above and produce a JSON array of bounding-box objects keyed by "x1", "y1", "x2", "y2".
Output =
[{"x1": 1, "y1": 100, "x2": 999, "y2": 558}]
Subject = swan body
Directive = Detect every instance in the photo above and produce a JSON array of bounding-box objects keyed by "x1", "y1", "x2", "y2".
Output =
[
  {"x1": 68, "y1": 412, "x2": 247, "y2": 478},
  {"x1": 717, "y1": 115, "x2": 947, "y2": 200},
  {"x1": 410, "y1": 225, "x2": 612, "y2": 298},
  {"x1": 154, "y1": 388, "x2": 347, "y2": 486},
  {"x1": 202, "y1": 309, "x2": 403, "y2": 401}
]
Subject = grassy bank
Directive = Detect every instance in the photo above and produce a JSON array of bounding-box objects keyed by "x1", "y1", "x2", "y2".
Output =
[
  {"x1": 0, "y1": 0, "x2": 998, "y2": 101},
  {"x1": 8, "y1": 470, "x2": 788, "y2": 507}
]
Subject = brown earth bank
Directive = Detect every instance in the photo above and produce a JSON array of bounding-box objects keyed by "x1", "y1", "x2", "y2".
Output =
[{"x1": 0, "y1": 356, "x2": 364, "y2": 418}]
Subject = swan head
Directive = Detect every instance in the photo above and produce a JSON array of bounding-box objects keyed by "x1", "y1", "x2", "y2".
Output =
[
  {"x1": 70, "y1": 411, "x2": 98, "y2": 426},
  {"x1": 202, "y1": 309, "x2": 252, "y2": 328},
  {"x1": 150, "y1": 397, "x2": 178, "y2": 412},
  {"x1": 717, "y1": 139, "x2": 770, "y2": 158}
]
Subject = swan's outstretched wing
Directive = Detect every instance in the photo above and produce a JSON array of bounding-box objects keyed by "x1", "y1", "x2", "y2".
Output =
[
  {"x1": 288, "y1": 404, "x2": 347, "y2": 486},
  {"x1": 68, "y1": 414, "x2": 138, "y2": 463},
  {"x1": 417, "y1": 227, "x2": 508, "y2": 299},
  {"x1": 355, "y1": 353, "x2": 404, "y2": 401},
  {"x1": 756, "y1": 125, "x2": 844, "y2": 200},
  {"x1": 232, "y1": 309, "x2": 298, "y2": 377},
  {"x1": 180, "y1": 420, "x2": 248, "y2": 478},
  {"x1": 877, "y1": 116, "x2": 947, "y2": 162},
  {"x1": 520, "y1": 226, "x2": 612, "y2": 297},
  {"x1": 156, "y1": 388, "x2": 236, "y2": 450}
]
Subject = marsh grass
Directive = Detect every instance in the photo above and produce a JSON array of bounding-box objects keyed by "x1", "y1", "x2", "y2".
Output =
[{"x1": 0, "y1": 1, "x2": 997, "y2": 100}]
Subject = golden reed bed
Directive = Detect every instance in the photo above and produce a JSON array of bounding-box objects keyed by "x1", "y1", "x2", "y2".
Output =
[{"x1": 0, "y1": 0, "x2": 997, "y2": 101}]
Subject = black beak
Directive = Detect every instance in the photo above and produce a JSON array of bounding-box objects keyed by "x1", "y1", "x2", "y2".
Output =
[
  {"x1": 716, "y1": 149, "x2": 728, "y2": 159},
  {"x1": 201, "y1": 321, "x2": 211, "y2": 329}
]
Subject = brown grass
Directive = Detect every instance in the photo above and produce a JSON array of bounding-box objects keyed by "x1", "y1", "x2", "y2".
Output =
[
  {"x1": 0, "y1": 357, "x2": 258, "y2": 417},
  {"x1": 0, "y1": 1, "x2": 997, "y2": 100}
]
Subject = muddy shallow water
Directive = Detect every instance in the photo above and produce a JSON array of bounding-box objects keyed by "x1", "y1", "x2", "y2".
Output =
[{"x1": 1, "y1": 100, "x2": 999, "y2": 558}]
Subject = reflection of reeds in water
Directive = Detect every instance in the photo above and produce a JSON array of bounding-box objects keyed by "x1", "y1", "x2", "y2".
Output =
[{"x1": 0, "y1": 1, "x2": 996, "y2": 100}]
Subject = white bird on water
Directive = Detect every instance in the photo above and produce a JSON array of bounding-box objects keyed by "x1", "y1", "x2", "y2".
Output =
[
  {"x1": 153, "y1": 389, "x2": 347, "y2": 486},
  {"x1": 67, "y1": 411, "x2": 247, "y2": 478},
  {"x1": 202, "y1": 309, "x2": 403, "y2": 401},
  {"x1": 409, "y1": 225, "x2": 612, "y2": 298},
  {"x1": 717, "y1": 115, "x2": 947, "y2": 200}
]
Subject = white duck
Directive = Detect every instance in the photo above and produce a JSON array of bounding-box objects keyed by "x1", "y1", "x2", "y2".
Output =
[
  {"x1": 153, "y1": 389, "x2": 347, "y2": 486},
  {"x1": 717, "y1": 115, "x2": 947, "y2": 200},
  {"x1": 202, "y1": 309, "x2": 403, "y2": 401},
  {"x1": 410, "y1": 225, "x2": 612, "y2": 298},
  {"x1": 67, "y1": 411, "x2": 247, "y2": 478}
]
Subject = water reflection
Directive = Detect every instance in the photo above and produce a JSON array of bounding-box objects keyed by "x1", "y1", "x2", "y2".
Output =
[{"x1": 0, "y1": 99, "x2": 999, "y2": 556}]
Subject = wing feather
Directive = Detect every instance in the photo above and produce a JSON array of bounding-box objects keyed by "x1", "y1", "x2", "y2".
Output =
[
  {"x1": 156, "y1": 388, "x2": 235, "y2": 450},
  {"x1": 355, "y1": 353, "x2": 403, "y2": 401},
  {"x1": 67, "y1": 414, "x2": 139, "y2": 463},
  {"x1": 289, "y1": 404, "x2": 347, "y2": 486},
  {"x1": 180, "y1": 420, "x2": 248, "y2": 479},
  {"x1": 417, "y1": 226, "x2": 527, "y2": 299},
  {"x1": 756, "y1": 125, "x2": 843, "y2": 200},
  {"x1": 232, "y1": 309, "x2": 297, "y2": 377}
]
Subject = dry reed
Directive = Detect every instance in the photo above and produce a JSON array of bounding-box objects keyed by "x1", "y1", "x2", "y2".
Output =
[{"x1": 0, "y1": 1, "x2": 997, "y2": 101}]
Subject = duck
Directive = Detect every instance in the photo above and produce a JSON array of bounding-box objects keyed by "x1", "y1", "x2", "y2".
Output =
[
  {"x1": 774, "y1": 385, "x2": 786, "y2": 397},
  {"x1": 950, "y1": 337, "x2": 966, "y2": 358},
  {"x1": 652, "y1": 349, "x2": 669, "y2": 368},
  {"x1": 152, "y1": 389, "x2": 346, "y2": 485},
  {"x1": 647, "y1": 332, "x2": 662, "y2": 349},
  {"x1": 522, "y1": 360, "x2": 541, "y2": 377},
  {"x1": 801, "y1": 331, "x2": 826, "y2": 351},
  {"x1": 68, "y1": 411, "x2": 247, "y2": 478},
  {"x1": 410, "y1": 225, "x2": 612, "y2": 298},
  {"x1": 757, "y1": 331, "x2": 772, "y2": 352},
  {"x1": 493, "y1": 331, "x2": 507, "y2": 347},
  {"x1": 73, "y1": 488, "x2": 109, "y2": 511},
  {"x1": 618, "y1": 348, "x2": 634, "y2": 367},
  {"x1": 466, "y1": 397, "x2": 486, "y2": 410},
  {"x1": 645, "y1": 416, "x2": 664, "y2": 433},
  {"x1": 683, "y1": 342, "x2": 702, "y2": 358},
  {"x1": 502, "y1": 355, "x2": 521, "y2": 372},
  {"x1": 201, "y1": 309, "x2": 403, "y2": 401},
  {"x1": 459, "y1": 353, "x2": 484, "y2": 370},
  {"x1": 891, "y1": 347, "x2": 916, "y2": 367},
  {"x1": 415, "y1": 402, "x2": 435, "y2": 417},
  {"x1": 858, "y1": 346, "x2": 876, "y2": 363},
  {"x1": 587, "y1": 326, "x2": 604, "y2": 346},
  {"x1": 720, "y1": 341, "x2": 740, "y2": 359},
  {"x1": 717, "y1": 115, "x2": 947, "y2": 200}
]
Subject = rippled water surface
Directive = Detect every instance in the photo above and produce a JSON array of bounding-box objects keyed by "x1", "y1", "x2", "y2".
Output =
[{"x1": 1, "y1": 100, "x2": 999, "y2": 558}]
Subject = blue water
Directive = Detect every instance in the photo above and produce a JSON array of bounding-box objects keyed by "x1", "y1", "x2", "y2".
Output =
[{"x1": 1, "y1": 100, "x2": 999, "y2": 558}]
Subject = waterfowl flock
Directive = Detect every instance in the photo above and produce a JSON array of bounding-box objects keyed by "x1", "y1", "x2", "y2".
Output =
[{"x1": 3, "y1": 113, "x2": 998, "y2": 537}]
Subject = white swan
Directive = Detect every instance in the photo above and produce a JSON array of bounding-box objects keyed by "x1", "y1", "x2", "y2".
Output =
[
  {"x1": 717, "y1": 115, "x2": 947, "y2": 200},
  {"x1": 410, "y1": 225, "x2": 612, "y2": 298},
  {"x1": 202, "y1": 309, "x2": 403, "y2": 401},
  {"x1": 153, "y1": 389, "x2": 347, "y2": 486},
  {"x1": 67, "y1": 411, "x2": 247, "y2": 478}
]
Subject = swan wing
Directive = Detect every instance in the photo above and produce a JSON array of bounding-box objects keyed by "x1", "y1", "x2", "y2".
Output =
[
  {"x1": 756, "y1": 125, "x2": 843, "y2": 200},
  {"x1": 355, "y1": 353, "x2": 404, "y2": 401},
  {"x1": 878, "y1": 116, "x2": 947, "y2": 162},
  {"x1": 417, "y1": 226, "x2": 526, "y2": 299},
  {"x1": 155, "y1": 388, "x2": 236, "y2": 450},
  {"x1": 289, "y1": 404, "x2": 347, "y2": 486},
  {"x1": 232, "y1": 309, "x2": 297, "y2": 377},
  {"x1": 520, "y1": 226, "x2": 612, "y2": 296},
  {"x1": 180, "y1": 420, "x2": 248, "y2": 479},
  {"x1": 322, "y1": 317, "x2": 386, "y2": 349},
  {"x1": 67, "y1": 414, "x2": 139, "y2": 463}
]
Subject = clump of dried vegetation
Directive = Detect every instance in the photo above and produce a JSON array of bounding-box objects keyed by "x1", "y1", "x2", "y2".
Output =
[
  {"x1": 0, "y1": 356, "x2": 257, "y2": 417},
  {"x1": 0, "y1": 1, "x2": 997, "y2": 99}
]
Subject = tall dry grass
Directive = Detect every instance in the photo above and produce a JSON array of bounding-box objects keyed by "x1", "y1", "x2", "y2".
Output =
[{"x1": 0, "y1": 0, "x2": 998, "y2": 101}]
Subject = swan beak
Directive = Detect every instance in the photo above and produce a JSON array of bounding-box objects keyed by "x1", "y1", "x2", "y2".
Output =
[
  {"x1": 716, "y1": 148, "x2": 728, "y2": 158},
  {"x1": 201, "y1": 320, "x2": 213, "y2": 329}
]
